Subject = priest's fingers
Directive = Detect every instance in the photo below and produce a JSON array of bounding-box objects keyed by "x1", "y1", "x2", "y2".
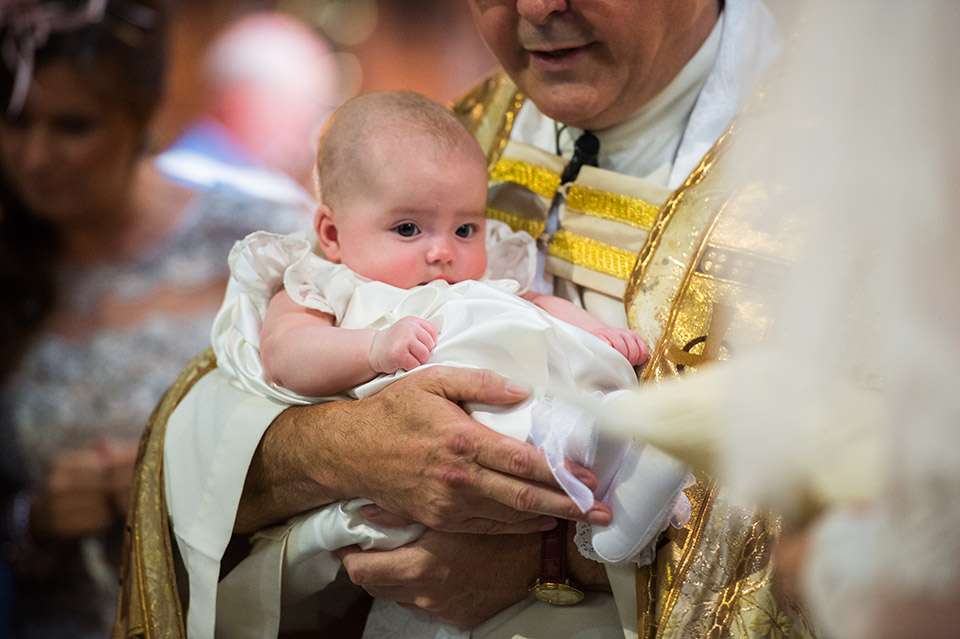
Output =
[
  {"x1": 428, "y1": 365, "x2": 532, "y2": 410},
  {"x1": 468, "y1": 468, "x2": 613, "y2": 527},
  {"x1": 466, "y1": 427, "x2": 562, "y2": 490},
  {"x1": 408, "y1": 367, "x2": 610, "y2": 525},
  {"x1": 465, "y1": 425, "x2": 611, "y2": 523},
  {"x1": 340, "y1": 367, "x2": 609, "y2": 533}
]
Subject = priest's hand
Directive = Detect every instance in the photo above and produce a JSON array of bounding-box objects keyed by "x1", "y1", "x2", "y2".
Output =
[
  {"x1": 338, "y1": 528, "x2": 541, "y2": 629},
  {"x1": 235, "y1": 366, "x2": 613, "y2": 533},
  {"x1": 338, "y1": 521, "x2": 611, "y2": 629}
]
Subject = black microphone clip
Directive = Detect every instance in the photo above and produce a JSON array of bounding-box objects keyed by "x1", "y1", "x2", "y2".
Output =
[{"x1": 559, "y1": 131, "x2": 599, "y2": 184}]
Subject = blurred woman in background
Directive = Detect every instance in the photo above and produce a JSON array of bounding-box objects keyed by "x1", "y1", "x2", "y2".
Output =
[{"x1": 0, "y1": 1, "x2": 307, "y2": 635}]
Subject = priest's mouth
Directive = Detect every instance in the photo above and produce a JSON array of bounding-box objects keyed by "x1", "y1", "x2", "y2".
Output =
[{"x1": 528, "y1": 44, "x2": 591, "y2": 69}]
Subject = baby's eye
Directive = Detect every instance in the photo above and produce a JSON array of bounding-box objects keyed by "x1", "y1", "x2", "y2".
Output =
[
  {"x1": 455, "y1": 224, "x2": 478, "y2": 239},
  {"x1": 393, "y1": 222, "x2": 420, "y2": 237}
]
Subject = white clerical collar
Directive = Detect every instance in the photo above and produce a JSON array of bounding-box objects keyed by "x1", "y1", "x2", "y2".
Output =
[{"x1": 512, "y1": 9, "x2": 724, "y2": 186}]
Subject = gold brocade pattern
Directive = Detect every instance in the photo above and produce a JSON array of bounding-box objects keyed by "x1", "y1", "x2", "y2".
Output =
[
  {"x1": 458, "y1": 71, "x2": 819, "y2": 639},
  {"x1": 112, "y1": 349, "x2": 218, "y2": 639},
  {"x1": 643, "y1": 199, "x2": 737, "y2": 380},
  {"x1": 491, "y1": 158, "x2": 561, "y2": 199},
  {"x1": 625, "y1": 106, "x2": 816, "y2": 638},
  {"x1": 454, "y1": 72, "x2": 658, "y2": 286},
  {"x1": 640, "y1": 483, "x2": 816, "y2": 639},
  {"x1": 567, "y1": 183, "x2": 662, "y2": 230},
  {"x1": 486, "y1": 205, "x2": 546, "y2": 240},
  {"x1": 547, "y1": 230, "x2": 639, "y2": 281},
  {"x1": 626, "y1": 123, "x2": 736, "y2": 308},
  {"x1": 487, "y1": 158, "x2": 660, "y2": 284},
  {"x1": 489, "y1": 159, "x2": 662, "y2": 233},
  {"x1": 450, "y1": 70, "x2": 524, "y2": 172},
  {"x1": 486, "y1": 206, "x2": 638, "y2": 281}
]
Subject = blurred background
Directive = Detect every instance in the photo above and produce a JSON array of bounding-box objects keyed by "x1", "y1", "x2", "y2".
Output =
[
  {"x1": 155, "y1": 0, "x2": 496, "y2": 152},
  {"x1": 0, "y1": 2, "x2": 496, "y2": 635}
]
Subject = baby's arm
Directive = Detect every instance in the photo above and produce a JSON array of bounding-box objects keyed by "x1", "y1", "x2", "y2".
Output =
[
  {"x1": 260, "y1": 290, "x2": 438, "y2": 397},
  {"x1": 523, "y1": 292, "x2": 648, "y2": 366}
]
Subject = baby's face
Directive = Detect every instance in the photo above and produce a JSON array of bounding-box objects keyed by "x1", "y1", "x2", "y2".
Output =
[{"x1": 333, "y1": 137, "x2": 489, "y2": 288}]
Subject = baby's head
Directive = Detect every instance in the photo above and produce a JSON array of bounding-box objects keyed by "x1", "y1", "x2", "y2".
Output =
[{"x1": 314, "y1": 91, "x2": 489, "y2": 288}]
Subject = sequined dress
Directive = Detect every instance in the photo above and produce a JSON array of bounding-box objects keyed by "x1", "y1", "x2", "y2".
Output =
[{"x1": 0, "y1": 188, "x2": 307, "y2": 638}]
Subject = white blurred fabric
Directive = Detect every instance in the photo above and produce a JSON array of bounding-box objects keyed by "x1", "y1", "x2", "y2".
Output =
[
  {"x1": 566, "y1": 4, "x2": 960, "y2": 637},
  {"x1": 689, "y1": 2, "x2": 960, "y2": 637}
]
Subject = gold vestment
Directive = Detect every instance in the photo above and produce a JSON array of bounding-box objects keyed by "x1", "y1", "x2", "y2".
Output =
[
  {"x1": 454, "y1": 71, "x2": 818, "y2": 639},
  {"x1": 113, "y1": 351, "x2": 214, "y2": 638},
  {"x1": 114, "y1": 71, "x2": 818, "y2": 639}
]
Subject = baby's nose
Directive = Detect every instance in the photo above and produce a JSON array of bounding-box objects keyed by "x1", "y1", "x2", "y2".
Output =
[{"x1": 426, "y1": 238, "x2": 454, "y2": 263}]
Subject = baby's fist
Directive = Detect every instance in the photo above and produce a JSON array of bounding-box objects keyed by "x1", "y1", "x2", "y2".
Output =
[
  {"x1": 591, "y1": 327, "x2": 648, "y2": 366},
  {"x1": 369, "y1": 316, "x2": 439, "y2": 374}
]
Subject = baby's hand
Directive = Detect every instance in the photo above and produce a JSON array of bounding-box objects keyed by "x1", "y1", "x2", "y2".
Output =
[
  {"x1": 369, "y1": 317, "x2": 439, "y2": 374},
  {"x1": 591, "y1": 327, "x2": 648, "y2": 366}
]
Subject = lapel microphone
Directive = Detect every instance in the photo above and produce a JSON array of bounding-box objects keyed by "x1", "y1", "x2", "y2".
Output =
[
  {"x1": 560, "y1": 130, "x2": 600, "y2": 184},
  {"x1": 539, "y1": 130, "x2": 601, "y2": 250}
]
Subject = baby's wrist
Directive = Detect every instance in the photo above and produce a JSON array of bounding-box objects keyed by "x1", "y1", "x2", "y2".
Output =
[{"x1": 367, "y1": 329, "x2": 386, "y2": 374}]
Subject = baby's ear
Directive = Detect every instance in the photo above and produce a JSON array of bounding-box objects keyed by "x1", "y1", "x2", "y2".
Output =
[{"x1": 314, "y1": 204, "x2": 341, "y2": 261}]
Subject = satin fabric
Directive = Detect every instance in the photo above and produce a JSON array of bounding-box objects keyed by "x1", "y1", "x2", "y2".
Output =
[{"x1": 211, "y1": 226, "x2": 679, "y2": 639}]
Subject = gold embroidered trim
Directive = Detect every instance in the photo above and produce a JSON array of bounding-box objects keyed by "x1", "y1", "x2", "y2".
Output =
[
  {"x1": 490, "y1": 158, "x2": 561, "y2": 199},
  {"x1": 644, "y1": 199, "x2": 729, "y2": 381},
  {"x1": 485, "y1": 209, "x2": 638, "y2": 281},
  {"x1": 114, "y1": 348, "x2": 218, "y2": 639},
  {"x1": 654, "y1": 480, "x2": 719, "y2": 639},
  {"x1": 486, "y1": 206, "x2": 545, "y2": 239},
  {"x1": 487, "y1": 91, "x2": 525, "y2": 173},
  {"x1": 704, "y1": 517, "x2": 775, "y2": 638},
  {"x1": 548, "y1": 230, "x2": 638, "y2": 281},
  {"x1": 625, "y1": 119, "x2": 738, "y2": 307},
  {"x1": 450, "y1": 70, "x2": 525, "y2": 172},
  {"x1": 489, "y1": 163, "x2": 660, "y2": 232},
  {"x1": 567, "y1": 184, "x2": 661, "y2": 230}
]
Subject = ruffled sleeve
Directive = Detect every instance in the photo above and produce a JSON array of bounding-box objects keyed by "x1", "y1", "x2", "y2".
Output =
[
  {"x1": 483, "y1": 219, "x2": 537, "y2": 293},
  {"x1": 283, "y1": 250, "x2": 370, "y2": 321},
  {"x1": 211, "y1": 231, "x2": 350, "y2": 405},
  {"x1": 224, "y1": 230, "x2": 316, "y2": 316}
]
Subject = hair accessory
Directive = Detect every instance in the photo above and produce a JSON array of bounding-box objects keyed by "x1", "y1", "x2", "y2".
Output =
[{"x1": 1, "y1": 0, "x2": 109, "y2": 115}]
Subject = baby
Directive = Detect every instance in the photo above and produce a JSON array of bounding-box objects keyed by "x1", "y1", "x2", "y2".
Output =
[
  {"x1": 260, "y1": 99, "x2": 645, "y2": 398},
  {"x1": 212, "y1": 91, "x2": 689, "y2": 639}
]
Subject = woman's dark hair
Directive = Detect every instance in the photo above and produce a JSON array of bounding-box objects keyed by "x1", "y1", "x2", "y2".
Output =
[
  {"x1": 0, "y1": 176, "x2": 59, "y2": 381},
  {"x1": 0, "y1": 0, "x2": 172, "y2": 380},
  {"x1": 0, "y1": 0, "x2": 172, "y2": 125}
]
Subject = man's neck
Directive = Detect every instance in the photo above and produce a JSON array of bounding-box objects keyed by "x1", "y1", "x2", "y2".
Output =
[{"x1": 511, "y1": 9, "x2": 724, "y2": 186}]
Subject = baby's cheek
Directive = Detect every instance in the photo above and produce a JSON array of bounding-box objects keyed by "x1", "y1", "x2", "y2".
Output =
[
  {"x1": 371, "y1": 254, "x2": 424, "y2": 288},
  {"x1": 462, "y1": 249, "x2": 488, "y2": 280}
]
